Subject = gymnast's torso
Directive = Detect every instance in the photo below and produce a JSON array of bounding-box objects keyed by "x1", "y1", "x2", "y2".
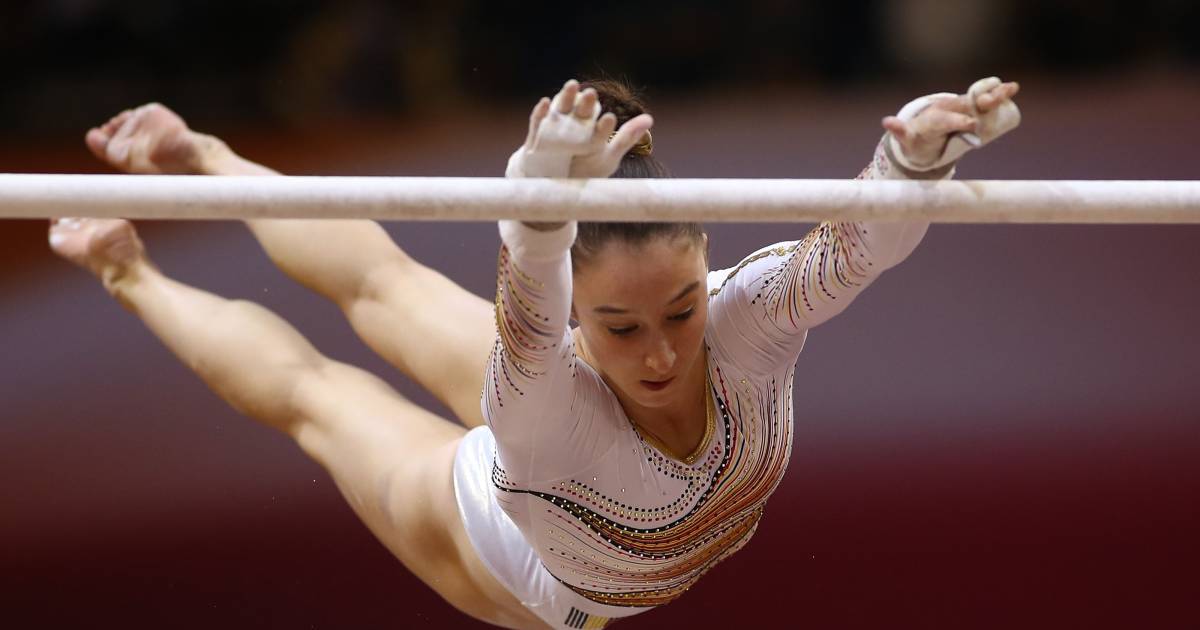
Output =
[
  {"x1": 458, "y1": 137, "x2": 931, "y2": 616},
  {"x1": 483, "y1": 263, "x2": 803, "y2": 608}
]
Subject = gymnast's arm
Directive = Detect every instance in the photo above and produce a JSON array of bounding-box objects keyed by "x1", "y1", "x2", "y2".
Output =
[
  {"x1": 483, "y1": 80, "x2": 653, "y2": 478},
  {"x1": 706, "y1": 78, "x2": 1021, "y2": 373},
  {"x1": 483, "y1": 220, "x2": 579, "y2": 477}
]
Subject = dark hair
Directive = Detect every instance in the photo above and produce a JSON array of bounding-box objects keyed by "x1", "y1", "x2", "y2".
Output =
[{"x1": 572, "y1": 79, "x2": 705, "y2": 270}]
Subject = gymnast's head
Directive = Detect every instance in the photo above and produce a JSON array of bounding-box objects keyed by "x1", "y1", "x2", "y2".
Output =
[{"x1": 570, "y1": 79, "x2": 710, "y2": 411}]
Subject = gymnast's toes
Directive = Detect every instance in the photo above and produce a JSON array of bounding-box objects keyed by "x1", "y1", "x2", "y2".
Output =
[
  {"x1": 49, "y1": 218, "x2": 146, "y2": 280},
  {"x1": 88, "y1": 103, "x2": 204, "y2": 174}
]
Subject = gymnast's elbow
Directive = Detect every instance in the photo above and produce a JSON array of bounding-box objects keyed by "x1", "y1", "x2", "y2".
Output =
[{"x1": 868, "y1": 220, "x2": 930, "y2": 271}]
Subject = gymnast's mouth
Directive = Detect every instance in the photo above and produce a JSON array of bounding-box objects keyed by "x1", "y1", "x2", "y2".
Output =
[{"x1": 640, "y1": 377, "x2": 674, "y2": 391}]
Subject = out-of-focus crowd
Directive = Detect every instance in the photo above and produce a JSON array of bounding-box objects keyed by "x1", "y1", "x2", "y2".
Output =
[{"x1": 3, "y1": 0, "x2": 1196, "y2": 133}]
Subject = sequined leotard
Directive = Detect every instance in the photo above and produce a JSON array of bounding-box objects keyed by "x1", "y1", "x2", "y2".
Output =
[{"x1": 454, "y1": 137, "x2": 934, "y2": 628}]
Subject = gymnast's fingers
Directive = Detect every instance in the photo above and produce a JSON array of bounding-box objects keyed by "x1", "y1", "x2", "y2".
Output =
[
  {"x1": 553, "y1": 79, "x2": 580, "y2": 115},
  {"x1": 882, "y1": 116, "x2": 908, "y2": 142},
  {"x1": 603, "y1": 113, "x2": 654, "y2": 165},
  {"x1": 930, "y1": 94, "x2": 972, "y2": 115},
  {"x1": 574, "y1": 88, "x2": 599, "y2": 120},
  {"x1": 921, "y1": 109, "x2": 976, "y2": 137},
  {"x1": 594, "y1": 112, "x2": 617, "y2": 143},
  {"x1": 976, "y1": 81, "x2": 1020, "y2": 113},
  {"x1": 525, "y1": 97, "x2": 551, "y2": 148}
]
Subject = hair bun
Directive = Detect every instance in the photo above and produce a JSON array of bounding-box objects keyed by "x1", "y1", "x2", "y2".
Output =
[
  {"x1": 579, "y1": 78, "x2": 667, "y2": 178},
  {"x1": 580, "y1": 79, "x2": 648, "y2": 129}
]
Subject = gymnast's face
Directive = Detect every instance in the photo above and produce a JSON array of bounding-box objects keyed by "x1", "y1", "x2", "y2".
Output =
[{"x1": 571, "y1": 235, "x2": 709, "y2": 410}]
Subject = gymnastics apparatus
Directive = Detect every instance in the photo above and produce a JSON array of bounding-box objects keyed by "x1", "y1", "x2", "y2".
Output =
[{"x1": 2, "y1": 176, "x2": 1198, "y2": 223}]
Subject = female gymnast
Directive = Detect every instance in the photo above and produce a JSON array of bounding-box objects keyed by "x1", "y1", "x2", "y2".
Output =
[{"x1": 51, "y1": 77, "x2": 1019, "y2": 628}]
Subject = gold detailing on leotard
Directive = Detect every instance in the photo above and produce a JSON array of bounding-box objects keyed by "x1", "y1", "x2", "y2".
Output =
[
  {"x1": 708, "y1": 243, "x2": 799, "y2": 297},
  {"x1": 490, "y1": 359, "x2": 794, "y2": 611},
  {"x1": 559, "y1": 506, "x2": 762, "y2": 608}
]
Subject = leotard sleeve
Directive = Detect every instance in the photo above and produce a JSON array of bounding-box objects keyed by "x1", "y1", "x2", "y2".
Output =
[
  {"x1": 706, "y1": 135, "x2": 938, "y2": 374},
  {"x1": 482, "y1": 220, "x2": 596, "y2": 482}
]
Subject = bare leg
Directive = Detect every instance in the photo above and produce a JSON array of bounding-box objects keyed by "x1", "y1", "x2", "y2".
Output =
[
  {"x1": 48, "y1": 218, "x2": 544, "y2": 628},
  {"x1": 84, "y1": 104, "x2": 495, "y2": 428}
]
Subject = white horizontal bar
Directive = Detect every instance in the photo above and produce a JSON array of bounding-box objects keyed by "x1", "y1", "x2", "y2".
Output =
[{"x1": 2, "y1": 175, "x2": 1198, "y2": 223}]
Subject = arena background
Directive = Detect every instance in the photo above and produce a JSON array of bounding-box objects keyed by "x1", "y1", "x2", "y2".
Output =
[{"x1": 2, "y1": 1, "x2": 1197, "y2": 627}]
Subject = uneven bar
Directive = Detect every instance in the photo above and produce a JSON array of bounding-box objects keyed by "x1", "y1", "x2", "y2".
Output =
[{"x1": 2, "y1": 175, "x2": 1198, "y2": 223}]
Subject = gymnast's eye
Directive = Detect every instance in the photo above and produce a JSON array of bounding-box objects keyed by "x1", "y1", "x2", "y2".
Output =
[
  {"x1": 607, "y1": 325, "x2": 638, "y2": 336},
  {"x1": 668, "y1": 307, "x2": 695, "y2": 322}
]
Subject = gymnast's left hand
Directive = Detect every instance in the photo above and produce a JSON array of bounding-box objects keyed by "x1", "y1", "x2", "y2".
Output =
[
  {"x1": 883, "y1": 78, "x2": 1021, "y2": 169},
  {"x1": 508, "y1": 79, "x2": 654, "y2": 179}
]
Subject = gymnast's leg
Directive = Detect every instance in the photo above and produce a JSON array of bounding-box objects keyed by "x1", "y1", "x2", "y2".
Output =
[
  {"x1": 83, "y1": 104, "x2": 495, "y2": 429},
  {"x1": 48, "y1": 217, "x2": 545, "y2": 629}
]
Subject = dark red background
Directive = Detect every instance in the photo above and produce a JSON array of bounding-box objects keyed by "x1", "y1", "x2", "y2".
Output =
[{"x1": 3, "y1": 76, "x2": 1198, "y2": 628}]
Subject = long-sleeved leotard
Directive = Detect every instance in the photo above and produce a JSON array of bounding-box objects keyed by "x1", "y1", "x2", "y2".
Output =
[{"x1": 477, "y1": 135, "x2": 935, "y2": 618}]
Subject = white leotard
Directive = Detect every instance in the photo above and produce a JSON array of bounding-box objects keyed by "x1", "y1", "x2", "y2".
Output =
[{"x1": 469, "y1": 136, "x2": 932, "y2": 620}]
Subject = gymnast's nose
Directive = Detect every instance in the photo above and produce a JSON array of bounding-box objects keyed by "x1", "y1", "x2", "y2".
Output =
[{"x1": 644, "y1": 335, "x2": 677, "y2": 375}]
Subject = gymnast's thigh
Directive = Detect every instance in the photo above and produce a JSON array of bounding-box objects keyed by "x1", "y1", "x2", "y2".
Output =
[
  {"x1": 351, "y1": 258, "x2": 495, "y2": 429},
  {"x1": 288, "y1": 363, "x2": 544, "y2": 628}
]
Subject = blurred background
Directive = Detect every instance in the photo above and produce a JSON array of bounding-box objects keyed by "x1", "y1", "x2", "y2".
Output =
[{"x1": 2, "y1": 1, "x2": 1198, "y2": 628}]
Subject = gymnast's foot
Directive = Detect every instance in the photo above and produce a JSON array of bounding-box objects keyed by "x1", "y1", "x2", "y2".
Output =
[
  {"x1": 48, "y1": 218, "x2": 151, "y2": 293},
  {"x1": 85, "y1": 103, "x2": 227, "y2": 175}
]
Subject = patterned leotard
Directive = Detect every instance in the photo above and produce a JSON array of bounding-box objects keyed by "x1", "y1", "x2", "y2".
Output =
[{"x1": 477, "y1": 136, "x2": 933, "y2": 621}]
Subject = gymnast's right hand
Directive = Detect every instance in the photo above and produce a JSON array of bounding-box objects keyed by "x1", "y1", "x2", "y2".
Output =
[
  {"x1": 506, "y1": 79, "x2": 654, "y2": 179},
  {"x1": 85, "y1": 103, "x2": 225, "y2": 175}
]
